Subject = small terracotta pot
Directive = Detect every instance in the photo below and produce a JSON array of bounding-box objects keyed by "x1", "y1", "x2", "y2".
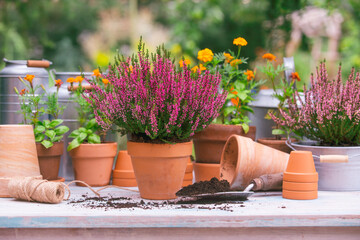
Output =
[
  {"x1": 193, "y1": 124, "x2": 256, "y2": 164},
  {"x1": 183, "y1": 172, "x2": 193, "y2": 181},
  {"x1": 182, "y1": 158, "x2": 193, "y2": 186},
  {"x1": 113, "y1": 169, "x2": 136, "y2": 179},
  {"x1": 36, "y1": 142, "x2": 64, "y2": 180},
  {"x1": 127, "y1": 141, "x2": 192, "y2": 200},
  {"x1": 257, "y1": 138, "x2": 295, "y2": 154},
  {"x1": 283, "y1": 172, "x2": 319, "y2": 183},
  {"x1": 112, "y1": 150, "x2": 137, "y2": 187},
  {"x1": 282, "y1": 189, "x2": 318, "y2": 200},
  {"x1": 112, "y1": 178, "x2": 137, "y2": 187},
  {"x1": 193, "y1": 163, "x2": 220, "y2": 182},
  {"x1": 182, "y1": 180, "x2": 193, "y2": 187},
  {"x1": 220, "y1": 135, "x2": 289, "y2": 190},
  {"x1": 70, "y1": 142, "x2": 117, "y2": 187},
  {"x1": 286, "y1": 151, "x2": 317, "y2": 173},
  {"x1": 283, "y1": 181, "x2": 318, "y2": 191}
]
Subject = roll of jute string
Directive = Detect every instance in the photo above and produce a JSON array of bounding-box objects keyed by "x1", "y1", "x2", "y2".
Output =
[{"x1": 8, "y1": 176, "x2": 139, "y2": 204}]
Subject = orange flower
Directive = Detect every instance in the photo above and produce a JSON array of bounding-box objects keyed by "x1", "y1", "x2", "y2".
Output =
[
  {"x1": 55, "y1": 79, "x2": 63, "y2": 88},
  {"x1": 93, "y1": 69, "x2": 101, "y2": 77},
  {"x1": 24, "y1": 74, "x2": 35, "y2": 84},
  {"x1": 230, "y1": 59, "x2": 242, "y2": 67},
  {"x1": 197, "y1": 48, "x2": 214, "y2": 62},
  {"x1": 191, "y1": 64, "x2": 206, "y2": 73},
  {"x1": 75, "y1": 76, "x2": 84, "y2": 83},
  {"x1": 244, "y1": 70, "x2": 255, "y2": 81},
  {"x1": 233, "y1": 37, "x2": 247, "y2": 46},
  {"x1": 224, "y1": 53, "x2": 234, "y2": 63},
  {"x1": 179, "y1": 59, "x2": 191, "y2": 67},
  {"x1": 102, "y1": 78, "x2": 109, "y2": 85},
  {"x1": 129, "y1": 65, "x2": 133, "y2": 73},
  {"x1": 66, "y1": 77, "x2": 75, "y2": 83},
  {"x1": 19, "y1": 89, "x2": 27, "y2": 96},
  {"x1": 230, "y1": 87, "x2": 240, "y2": 107},
  {"x1": 262, "y1": 53, "x2": 276, "y2": 61},
  {"x1": 290, "y1": 72, "x2": 301, "y2": 81}
]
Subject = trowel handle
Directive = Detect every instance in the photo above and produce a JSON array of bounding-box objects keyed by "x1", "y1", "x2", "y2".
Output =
[
  {"x1": 251, "y1": 173, "x2": 283, "y2": 191},
  {"x1": 27, "y1": 60, "x2": 51, "y2": 68}
]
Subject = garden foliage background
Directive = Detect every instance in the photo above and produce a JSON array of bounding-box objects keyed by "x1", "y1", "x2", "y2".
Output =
[{"x1": 0, "y1": 0, "x2": 359, "y2": 84}]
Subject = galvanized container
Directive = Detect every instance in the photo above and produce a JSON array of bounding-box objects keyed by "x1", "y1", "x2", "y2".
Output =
[
  {"x1": 290, "y1": 141, "x2": 360, "y2": 191},
  {"x1": 0, "y1": 58, "x2": 50, "y2": 124}
]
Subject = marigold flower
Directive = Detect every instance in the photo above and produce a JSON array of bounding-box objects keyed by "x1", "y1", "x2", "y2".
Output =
[
  {"x1": 230, "y1": 87, "x2": 240, "y2": 107},
  {"x1": 224, "y1": 53, "x2": 234, "y2": 63},
  {"x1": 93, "y1": 69, "x2": 101, "y2": 77},
  {"x1": 102, "y1": 78, "x2": 109, "y2": 85},
  {"x1": 129, "y1": 65, "x2": 133, "y2": 73},
  {"x1": 197, "y1": 48, "x2": 214, "y2": 63},
  {"x1": 24, "y1": 74, "x2": 35, "y2": 84},
  {"x1": 19, "y1": 89, "x2": 27, "y2": 96},
  {"x1": 55, "y1": 79, "x2": 63, "y2": 88},
  {"x1": 233, "y1": 37, "x2": 247, "y2": 46},
  {"x1": 75, "y1": 76, "x2": 84, "y2": 83},
  {"x1": 244, "y1": 69, "x2": 255, "y2": 81},
  {"x1": 290, "y1": 72, "x2": 301, "y2": 81},
  {"x1": 262, "y1": 53, "x2": 276, "y2": 61},
  {"x1": 230, "y1": 59, "x2": 242, "y2": 67},
  {"x1": 191, "y1": 64, "x2": 206, "y2": 73},
  {"x1": 66, "y1": 77, "x2": 75, "y2": 83},
  {"x1": 179, "y1": 59, "x2": 191, "y2": 68}
]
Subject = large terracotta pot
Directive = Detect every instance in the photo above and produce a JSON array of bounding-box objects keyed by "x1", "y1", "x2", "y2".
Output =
[
  {"x1": 69, "y1": 142, "x2": 117, "y2": 187},
  {"x1": 257, "y1": 137, "x2": 295, "y2": 153},
  {"x1": 193, "y1": 124, "x2": 256, "y2": 164},
  {"x1": 0, "y1": 125, "x2": 41, "y2": 197},
  {"x1": 127, "y1": 141, "x2": 192, "y2": 200},
  {"x1": 36, "y1": 142, "x2": 64, "y2": 181}
]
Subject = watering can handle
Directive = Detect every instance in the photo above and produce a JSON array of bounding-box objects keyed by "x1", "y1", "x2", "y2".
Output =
[
  {"x1": 27, "y1": 60, "x2": 51, "y2": 68},
  {"x1": 320, "y1": 155, "x2": 348, "y2": 163},
  {"x1": 251, "y1": 172, "x2": 283, "y2": 191}
]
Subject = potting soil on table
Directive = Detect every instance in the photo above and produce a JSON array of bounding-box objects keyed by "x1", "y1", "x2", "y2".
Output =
[{"x1": 176, "y1": 177, "x2": 231, "y2": 196}]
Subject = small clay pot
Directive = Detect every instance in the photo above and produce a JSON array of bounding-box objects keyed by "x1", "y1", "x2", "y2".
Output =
[
  {"x1": 36, "y1": 142, "x2": 64, "y2": 180},
  {"x1": 193, "y1": 162, "x2": 220, "y2": 182},
  {"x1": 286, "y1": 151, "x2": 317, "y2": 173},
  {"x1": 70, "y1": 142, "x2": 117, "y2": 187},
  {"x1": 282, "y1": 189, "x2": 318, "y2": 200},
  {"x1": 257, "y1": 138, "x2": 296, "y2": 154},
  {"x1": 113, "y1": 178, "x2": 137, "y2": 187},
  {"x1": 112, "y1": 150, "x2": 137, "y2": 187},
  {"x1": 127, "y1": 141, "x2": 192, "y2": 200},
  {"x1": 183, "y1": 172, "x2": 193, "y2": 181},
  {"x1": 113, "y1": 169, "x2": 136, "y2": 179},
  {"x1": 182, "y1": 180, "x2": 193, "y2": 187},
  {"x1": 283, "y1": 181, "x2": 318, "y2": 191},
  {"x1": 283, "y1": 172, "x2": 319, "y2": 183}
]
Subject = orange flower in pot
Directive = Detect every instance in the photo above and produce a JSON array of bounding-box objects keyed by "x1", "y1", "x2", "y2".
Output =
[{"x1": 83, "y1": 38, "x2": 226, "y2": 200}]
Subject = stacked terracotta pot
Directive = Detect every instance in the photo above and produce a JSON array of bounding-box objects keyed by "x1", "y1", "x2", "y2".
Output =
[
  {"x1": 283, "y1": 151, "x2": 318, "y2": 200},
  {"x1": 182, "y1": 158, "x2": 193, "y2": 187},
  {"x1": 112, "y1": 150, "x2": 137, "y2": 187}
]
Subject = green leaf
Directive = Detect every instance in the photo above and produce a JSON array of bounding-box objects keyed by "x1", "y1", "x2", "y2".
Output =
[
  {"x1": 49, "y1": 119, "x2": 63, "y2": 128},
  {"x1": 272, "y1": 129, "x2": 285, "y2": 135},
  {"x1": 35, "y1": 134, "x2": 44, "y2": 142},
  {"x1": 69, "y1": 129, "x2": 80, "y2": 138},
  {"x1": 78, "y1": 127, "x2": 86, "y2": 132},
  {"x1": 53, "y1": 136, "x2": 63, "y2": 142},
  {"x1": 237, "y1": 92, "x2": 248, "y2": 101},
  {"x1": 241, "y1": 123, "x2": 249, "y2": 134},
  {"x1": 223, "y1": 106, "x2": 237, "y2": 117},
  {"x1": 77, "y1": 132, "x2": 88, "y2": 142},
  {"x1": 45, "y1": 130, "x2": 56, "y2": 141},
  {"x1": 43, "y1": 120, "x2": 51, "y2": 128},
  {"x1": 88, "y1": 133, "x2": 101, "y2": 144},
  {"x1": 67, "y1": 138, "x2": 80, "y2": 151},
  {"x1": 34, "y1": 125, "x2": 46, "y2": 134},
  {"x1": 41, "y1": 140, "x2": 53, "y2": 149},
  {"x1": 54, "y1": 126, "x2": 69, "y2": 135},
  {"x1": 86, "y1": 118, "x2": 97, "y2": 129}
]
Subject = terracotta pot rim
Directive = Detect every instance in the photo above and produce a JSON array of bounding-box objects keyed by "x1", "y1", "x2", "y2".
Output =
[
  {"x1": 0, "y1": 124, "x2": 33, "y2": 128},
  {"x1": 283, "y1": 181, "x2": 318, "y2": 191},
  {"x1": 193, "y1": 162, "x2": 220, "y2": 167},
  {"x1": 282, "y1": 189, "x2": 318, "y2": 200},
  {"x1": 283, "y1": 172, "x2": 318, "y2": 182},
  {"x1": 291, "y1": 142, "x2": 360, "y2": 149},
  {"x1": 113, "y1": 169, "x2": 134, "y2": 174},
  {"x1": 128, "y1": 141, "x2": 193, "y2": 158}
]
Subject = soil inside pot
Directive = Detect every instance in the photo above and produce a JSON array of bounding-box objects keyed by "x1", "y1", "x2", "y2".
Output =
[
  {"x1": 128, "y1": 133, "x2": 191, "y2": 144},
  {"x1": 176, "y1": 177, "x2": 231, "y2": 197}
]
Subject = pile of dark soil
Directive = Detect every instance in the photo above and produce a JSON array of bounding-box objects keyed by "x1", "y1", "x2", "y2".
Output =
[{"x1": 176, "y1": 177, "x2": 231, "y2": 197}]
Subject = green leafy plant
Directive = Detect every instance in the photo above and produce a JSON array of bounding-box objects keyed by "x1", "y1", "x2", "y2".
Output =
[
  {"x1": 34, "y1": 119, "x2": 69, "y2": 148},
  {"x1": 67, "y1": 118, "x2": 101, "y2": 151}
]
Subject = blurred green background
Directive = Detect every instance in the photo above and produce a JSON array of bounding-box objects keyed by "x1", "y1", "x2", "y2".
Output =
[{"x1": 1, "y1": 0, "x2": 359, "y2": 83}]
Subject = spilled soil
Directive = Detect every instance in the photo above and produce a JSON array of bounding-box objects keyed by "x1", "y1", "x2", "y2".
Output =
[{"x1": 176, "y1": 177, "x2": 231, "y2": 196}]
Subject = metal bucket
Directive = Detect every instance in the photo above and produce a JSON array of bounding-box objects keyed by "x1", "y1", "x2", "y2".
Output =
[
  {"x1": 289, "y1": 141, "x2": 360, "y2": 191},
  {"x1": 0, "y1": 58, "x2": 50, "y2": 124}
]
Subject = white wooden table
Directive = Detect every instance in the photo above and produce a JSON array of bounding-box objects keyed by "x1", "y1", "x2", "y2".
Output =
[{"x1": 0, "y1": 184, "x2": 359, "y2": 240}]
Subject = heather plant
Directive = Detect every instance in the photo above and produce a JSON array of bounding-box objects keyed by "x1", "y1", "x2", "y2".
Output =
[
  {"x1": 271, "y1": 62, "x2": 360, "y2": 146},
  {"x1": 84, "y1": 39, "x2": 226, "y2": 143}
]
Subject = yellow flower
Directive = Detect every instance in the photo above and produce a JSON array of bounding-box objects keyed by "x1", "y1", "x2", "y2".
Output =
[
  {"x1": 129, "y1": 65, "x2": 133, "y2": 73},
  {"x1": 66, "y1": 77, "x2": 75, "y2": 83},
  {"x1": 230, "y1": 59, "x2": 242, "y2": 67},
  {"x1": 224, "y1": 53, "x2": 234, "y2": 63},
  {"x1": 197, "y1": 48, "x2": 214, "y2": 63},
  {"x1": 24, "y1": 74, "x2": 35, "y2": 84},
  {"x1": 179, "y1": 59, "x2": 191, "y2": 67},
  {"x1": 102, "y1": 78, "x2": 109, "y2": 85},
  {"x1": 262, "y1": 53, "x2": 276, "y2": 61},
  {"x1": 75, "y1": 76, "x2": 84, "y2": 83},
  {"x1": 233, "y1": 37, "x2": 247, "y2": 46},
  {"x1": 244, "y1": 69, "x2": 255, "y2": 81},
  {"x1": 93, "y1": 69, "x2": 101, "y2": 77},
  {"x1": 191, "y1": 64, "x2": 206, "y2": 73}
]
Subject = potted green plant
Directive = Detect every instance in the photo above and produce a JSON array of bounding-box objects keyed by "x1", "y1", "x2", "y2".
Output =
[
  {"x1": 84, "y1": 38, "x2": 226, "y2": 200},
  {"x1": 14, "y1": 75, "x2": 69, "y2": 181},
  {"x1": 271, "y1": 62, "x2": 360, "y2": 191},
  {"x1": 66, "y1": 75, "x2": 117, "y2": 187},
  {"x1": 189, "y1": 36, "x2": 264, "y2": 181}
]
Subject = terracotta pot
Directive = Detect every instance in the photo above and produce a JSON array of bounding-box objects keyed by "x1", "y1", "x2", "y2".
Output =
[
  {"x1": 183, "y1": 172, "x2": 193, "y2": 181},
  {"x1": 282, "y1": 189, "x2": 318, "y2": 200},
  {"x1": 193, "y1": 124, "x2": 256, "y2": 164},
  {"x1": 283, "y1": 181, "x2": 318, "y2": 191},
  {"x1": 36, "y1": 142, "x2": 64, "y2": 180},
  {"x1": 182, "y1": 180, "x2": 193, "y2": 187},
  {"x1": 283, "y1": 172, "x2": 319, "y2": 183},
  {"x1": 0, "y1": 125, "x2": 41, "y2": 197},
  {"x1": 193, "y1": 163, "x2": 220, "y2": 182},
  {"x1": 70, "y1": 142, "x2": 117, "y2": 187},
  {"x1": 182, "y1": 158, "x2": 193, "y2": 187},
  {"x1": 127, "y1": 141, "x2": 192, "y2": 200},
  {"x1": 257, "y1": 138, "x2": 296, "y2": 153},
  {"x1": 112, "y1": 150, "x2": 137, "y2": 187},
  {"x1": 220, "y1": 135, "x2": 289, "y2": 190}
]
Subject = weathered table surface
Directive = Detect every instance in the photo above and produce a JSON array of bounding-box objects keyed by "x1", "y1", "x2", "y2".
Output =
[{"x1": 0, "y1": 184, "x2": 359, "y2": 239}]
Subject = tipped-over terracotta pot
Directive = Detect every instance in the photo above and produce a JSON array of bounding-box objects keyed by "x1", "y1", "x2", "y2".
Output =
[
  {"x1": 257, "y1": 138, "x2": 296, "y2": 153},
  {"x1": 112, "y1": 150, "x2": 137, "y2": 187},
  {"x1": 36, "y1": 142, "x2": 64, "y2": 181},
  {"x1": 220, "y1": 135, "x2": 289, "y2": 190},
  {"x1": 193, "y1": 163, "x2": 220, "y2": 182},
  {"x1": 0, "y1": 125, "x2": 41, "y2": 197},
  {"x1": 127, "y1": 141, "x2": 192, "y2": 200},
  {"x1": 70, "y1": 142, "x2": 117, "y2": 187}
]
